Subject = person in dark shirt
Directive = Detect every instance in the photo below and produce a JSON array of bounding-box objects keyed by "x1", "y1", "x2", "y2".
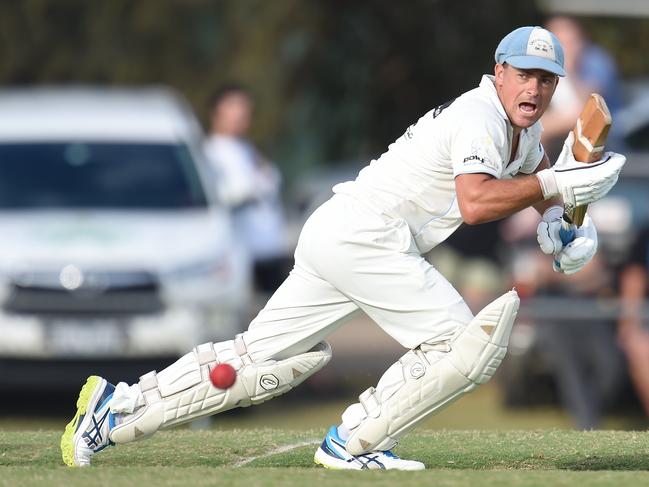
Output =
[{"x1": 619, "y1": 226, "x2": 649, "y2": 417}]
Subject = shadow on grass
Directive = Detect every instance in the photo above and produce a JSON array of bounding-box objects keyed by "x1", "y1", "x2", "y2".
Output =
[{"x1": 555, "y1": 454, "x2": 649, "y2": 471}]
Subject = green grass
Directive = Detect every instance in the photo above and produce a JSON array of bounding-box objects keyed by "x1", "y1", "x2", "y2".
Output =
[
  {"x1": 2, "y1": 381, "x2": 642, "y2": 433},
  {"x1": 2, "y1": 383, "x2": 648, "y2": 486},
  {"x1": 2, "y1": 428, "x2": 649, "y2": 487}
]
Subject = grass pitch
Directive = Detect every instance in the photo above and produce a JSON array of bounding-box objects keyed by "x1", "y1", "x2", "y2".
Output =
[{"x1": 1, "y1": 428, "x2": 649, "y2": 487}]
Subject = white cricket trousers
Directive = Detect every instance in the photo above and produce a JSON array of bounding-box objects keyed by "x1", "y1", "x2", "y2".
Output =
[{"x1": 242, "y1": 193, "x2": 474, "y2": 361}]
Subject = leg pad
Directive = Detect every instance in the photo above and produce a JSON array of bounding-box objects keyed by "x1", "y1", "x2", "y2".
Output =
[
  {"x1": 109, "y1": 339, "x2": 332, "y2": 444},
  {"x1": 343, "y1": 290, "x2": 519, "y2": 455}
]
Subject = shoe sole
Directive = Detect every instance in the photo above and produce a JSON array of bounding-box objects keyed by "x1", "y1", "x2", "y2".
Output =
[
  {"x1": 314, "y1": 447, "x2": 361, "y2": 470},
  {"x1": 313, "y1": 455, "x2": 345, "y2": 470},
  {"x1": 314, "y1": 446, "x2": 425, "y2": 471},
  {"x1": 60, "y1": 376, "x2": 102, "y2": 467}
]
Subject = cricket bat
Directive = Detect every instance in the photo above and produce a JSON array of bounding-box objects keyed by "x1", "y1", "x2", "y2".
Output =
[{"x1": 559, "y1": 93, "x2": 612, "y2": 244}]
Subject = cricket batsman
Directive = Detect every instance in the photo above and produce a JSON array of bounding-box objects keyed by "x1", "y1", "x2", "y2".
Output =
[{"x1": 61, "y1": 26, "x2": 626, "y2": 469}]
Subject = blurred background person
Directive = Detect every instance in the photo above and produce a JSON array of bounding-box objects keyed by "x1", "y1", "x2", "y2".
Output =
[
  {"x1": 532, "y1": 15, "x2": 626, "y2": 429},
  {"x1": 498, "y1": 15, "x2": 628, "y2": 429},
  {"x1": 499, "y1": 204, "x2": 626, "y2": 429},
  {"x1": 534, "y1": 251, "x2": 625, "y2": 430},
  {"x1": 618, "y1": 225, "x2": 649, "y2": 417},
  {"x1": 541, "y1": 15, "x2": 625, "y2": 160},
  {"x1": 204, "y1": 84, "x2": 293, "y2": 309}
]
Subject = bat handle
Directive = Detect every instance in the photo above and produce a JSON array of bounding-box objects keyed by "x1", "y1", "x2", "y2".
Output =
[
  {"x1": 559, "y1": 217, "x2": 575, "y2": 246},
  {"x1": 554, "y1": 217, "x2": 576, "y2": 271}
]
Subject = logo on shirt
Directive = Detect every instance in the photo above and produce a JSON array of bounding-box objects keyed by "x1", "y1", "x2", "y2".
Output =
[
  {"x1": 463, "y1": 155, "x2": 485, "y2": 164},
  {"x1": 405, "y1": 124, "x2": 415, "y2": 139},
  {"x1": 462, "y1": 138, "x2": 498, "y2": 173},
  {"x1": 432, "y1": 98, "x2": 456, "y2": 119}
]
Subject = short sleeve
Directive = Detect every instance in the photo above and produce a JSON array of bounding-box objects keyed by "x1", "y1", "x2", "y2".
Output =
[{"x1": 451, "y1": 115, "x2": 507, "y2": 179}]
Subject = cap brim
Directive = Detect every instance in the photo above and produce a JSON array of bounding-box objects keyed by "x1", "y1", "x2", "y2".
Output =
[{"x1": 505, "y1": 55, "x2": 566, "y2": 77}]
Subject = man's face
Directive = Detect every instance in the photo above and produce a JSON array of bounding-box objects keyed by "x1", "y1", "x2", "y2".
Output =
[
  {"x1": 494, "y1": 63, "x2": 558, "y2": 132},
  {"x1": 212, "y1": 92, "x2": 253, "y2": 137}
]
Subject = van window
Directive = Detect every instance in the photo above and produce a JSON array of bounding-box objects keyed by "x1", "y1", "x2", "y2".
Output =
[{"x1": 0, "y1": 143, "x2": 208, "y2": 209}]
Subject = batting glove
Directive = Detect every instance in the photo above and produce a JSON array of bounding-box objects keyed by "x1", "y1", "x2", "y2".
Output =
[
  {"x1": 536, "y1": 205, "x2": 566, "y2": 255},
  {"x1": 553, "y1": 214, "x2": 598, "y2": 275},
  {"x1": 536, "y1": 132, "x2": 626, "y2": 207}
]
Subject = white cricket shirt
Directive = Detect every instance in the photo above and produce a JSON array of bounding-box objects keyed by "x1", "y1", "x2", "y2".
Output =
[
  {"x1": 333, "y1": 75, "x2": 545, "y2": 253},
  {"x1": 204, "y1": 135, "x2": 289, "y2": 260}
]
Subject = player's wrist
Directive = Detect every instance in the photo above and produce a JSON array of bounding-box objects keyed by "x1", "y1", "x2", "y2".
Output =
[{"x1": 536, "y1": 169, "x2": 559, "y2": 199}]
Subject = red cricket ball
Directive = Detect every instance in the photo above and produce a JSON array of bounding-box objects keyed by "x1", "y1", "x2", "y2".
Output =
[{"x1": 209, "y1": 363, "x2": 237, "y2": 389}]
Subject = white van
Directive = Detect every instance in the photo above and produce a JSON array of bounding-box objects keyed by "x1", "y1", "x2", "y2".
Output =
[{"x1": 0, "y1": 87, "x2": 251, "y2": 387}]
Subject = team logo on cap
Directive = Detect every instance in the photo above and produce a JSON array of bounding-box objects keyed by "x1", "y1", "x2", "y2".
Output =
[{"x1": 526, "y1": 28, "x2": 555, "y2": 61}]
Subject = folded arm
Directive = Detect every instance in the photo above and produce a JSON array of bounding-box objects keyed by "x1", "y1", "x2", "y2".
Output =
[
  {"x1": 455, "y1": 154, "x2": 557, "y2": 225},
  {"x1": 455, "y1": 135, "x2": 626, "y2": 225}
]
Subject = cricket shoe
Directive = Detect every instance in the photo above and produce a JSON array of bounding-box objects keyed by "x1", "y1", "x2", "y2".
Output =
[
  {"x1": 314, "y1": 425, "x2": 425, "y2": 470},
  {"x1": 61, "y1": 376, "x2": 116, "y2": 466}
]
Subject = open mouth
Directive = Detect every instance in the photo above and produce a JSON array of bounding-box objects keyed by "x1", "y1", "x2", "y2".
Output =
[{"x1": 519, "y1": 102, "x2": 537, "y2": 114}]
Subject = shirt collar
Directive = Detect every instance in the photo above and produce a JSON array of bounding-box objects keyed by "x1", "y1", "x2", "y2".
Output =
[{"x1": 479, "y1": 75, "x2": 508, "y2": 121}]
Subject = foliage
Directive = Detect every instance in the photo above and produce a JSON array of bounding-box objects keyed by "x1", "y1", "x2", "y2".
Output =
[{"x1": 0, "y1": 1, "x2": 645, "y2": 183}]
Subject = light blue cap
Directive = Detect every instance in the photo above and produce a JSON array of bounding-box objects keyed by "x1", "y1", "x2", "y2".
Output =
[{"x1": 495, "y1": 26, "x2": 565, "y2": 77}]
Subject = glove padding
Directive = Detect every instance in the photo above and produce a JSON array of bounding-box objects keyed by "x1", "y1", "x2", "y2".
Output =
[
  {"x1": 537, "y1": 205, "x2": 564, "y2": 255},
  {"x1": 553, "y1": 215, "x2": 598, "y2": 275},
  {"x1": 536, "y1": 132, "x2": 626, "y2": 207}
]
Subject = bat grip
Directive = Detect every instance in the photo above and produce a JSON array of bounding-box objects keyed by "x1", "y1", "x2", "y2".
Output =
[
  {"x1": 554, "y1": 217, "x2": 576, "y2": 271},
  {"x1": 559, "y1": 218, "x2": 576, "y2": 246}
]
